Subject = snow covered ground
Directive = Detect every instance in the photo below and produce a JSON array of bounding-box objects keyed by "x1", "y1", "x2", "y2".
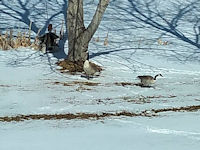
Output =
[{"x1": 0, "y1": 0, "x2": 200, "y2": 149}]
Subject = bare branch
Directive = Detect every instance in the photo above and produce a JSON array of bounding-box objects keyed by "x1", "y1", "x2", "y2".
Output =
[{"x1": 85, "y1": 0, "x2": 109, "y2": 42}]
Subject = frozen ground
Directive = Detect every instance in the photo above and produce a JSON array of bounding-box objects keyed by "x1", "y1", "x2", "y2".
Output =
[
  {"x1": 0, "y1": 0, "x2": 200, "y2": 149},
  {"x1": 1, "y1": 114, "x2": 200, "y2": 150}
]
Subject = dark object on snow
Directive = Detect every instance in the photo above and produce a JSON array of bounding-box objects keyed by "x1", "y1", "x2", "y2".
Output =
[
  {"x1": 38, "y1": 24, "x2": 59, "y2": 52},
  {"x1": 38, "y1": 33, "x2": 59, "y2": 50},
  {"x1": 48, "y1": 24, "x2": 53, "y2": 32}
]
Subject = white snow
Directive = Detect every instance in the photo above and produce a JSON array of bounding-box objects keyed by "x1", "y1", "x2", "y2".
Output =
[{"x1": 0, "y1": 0, "x2": 200, "y2": 149}]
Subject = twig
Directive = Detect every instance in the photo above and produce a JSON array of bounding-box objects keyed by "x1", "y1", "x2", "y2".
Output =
[
  {"x1": 60, "y1": 20, "x2": 64, "y2": 39},
  {"x1": 45, "y1": 0, "x2": 49, "y2": 20},
  {"x1": 29, "y1": 21, "x2": 32, "y2": 40}
]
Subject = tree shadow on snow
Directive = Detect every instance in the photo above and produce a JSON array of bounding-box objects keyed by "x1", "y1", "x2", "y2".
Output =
[
  {"x1": 102, "y1": 0, "x2": 200, "y2": 64},
  {"x1": 0, "y1": 0, "x2": 68, "y2": 69},
  {"x1": 121, "y1": 0, "x2": 200, "y2": 49}
]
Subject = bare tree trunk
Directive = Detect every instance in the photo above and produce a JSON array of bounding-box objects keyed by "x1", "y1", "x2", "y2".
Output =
[{"x1": 67, "y1": 0, "x2": 109, "y2": 62}]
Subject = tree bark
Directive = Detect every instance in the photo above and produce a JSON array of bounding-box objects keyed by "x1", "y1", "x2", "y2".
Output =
[{"x1": 67, "y1": 0, "x2": 109, "y2": 62}]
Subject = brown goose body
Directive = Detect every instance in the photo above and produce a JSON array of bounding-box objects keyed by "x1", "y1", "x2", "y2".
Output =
[{"x1": 137, "y1": 74, "x2": 163, "y2": 86}]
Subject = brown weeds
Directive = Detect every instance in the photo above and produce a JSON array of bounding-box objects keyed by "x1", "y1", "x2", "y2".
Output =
[
  {"x1": 0, "y1": 30, "x2": 32, "y2": 50},
  {"x1": 30, "y1": 27, "x2": 42, "y2": 50},
  {"x1": 152, "y1": 105, "x2": 200, "y2": 113},
  {"x1": 56, "y1": 59, "x2": 102, "y2": 73},
  {"x1": 53, "y1": 81, "x2": 100, "y2": 86},
  {"x1": 157, "y1": 38, "x2": 169, "y2": 45},
  {"x1": 56, "y1": 60, "x2": 84, "y2": 72},
  {"x1": 104, "y1": 32, "x2": 109, "y2": 46},
  {"x1": 0, "y1": 22, "x2": 42, "y2": 50},
  {"x1": 0, "y1": 111, "x2": 152, "y2": 122},
  {"x1": 0, "y1": 105, "x2": 200, "y2": 122},
  {"x1": 114, "y1": 82, "x2": 135, "y2": 86}
]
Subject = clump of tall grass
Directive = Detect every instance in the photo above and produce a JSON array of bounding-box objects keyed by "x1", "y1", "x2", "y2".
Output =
[
  {"x1": 0, "y1": 22, "x2": 41, "y2": 50},
  {"x1": 0, "y1": 30, "x2": 32, "y2": 50}
]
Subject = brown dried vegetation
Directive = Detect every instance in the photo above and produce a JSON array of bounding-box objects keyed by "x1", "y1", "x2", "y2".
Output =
[
  {"x1": 56, "y1": 59, "x2": 102, "y2": 73},
  {"x1": 1, "y1": 105, "x2": 200, "y2": 122},
  {"x1": 53, "y1": 81, "x2": 100, "y2": 86},
  {"x1": 0, "y1": 22, "x2": 42, "y2": 51},
  {"x1": 0, "y1": 111, "x2": 152, "y2": 122},
  {"x1": 0, "y1": 30, "x2": 33, "y2": 50},
  {"x1": 152, "y1": 105, "x2": 200, "y2": 113},
  {"x1": 114, "y1": 82, "x2": 136, "y2": 86}
]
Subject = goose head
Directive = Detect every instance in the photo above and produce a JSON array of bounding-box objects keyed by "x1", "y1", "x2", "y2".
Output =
[
  {"x1": 83, "y1": 60, "x2": 90, "y2": 68},
  {"x1": 154, "y1": 74, "x2": 163, "y2": 80}
]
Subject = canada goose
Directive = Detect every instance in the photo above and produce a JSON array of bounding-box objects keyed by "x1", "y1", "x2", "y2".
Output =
[
  {"x1": 137, "y1": 74, "x2": 163, "y2": 87},
  {"x1": 83, "y1": 60, "x2": 99, "y2": 79}
]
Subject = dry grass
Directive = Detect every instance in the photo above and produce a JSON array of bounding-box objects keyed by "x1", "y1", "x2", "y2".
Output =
[
  {"x1": 56, "y1": 60, "x2": 84, "y2": 73},
  {"x1": 151, "y1": 105, "x2": 200, "y2": 113},
  {"x1": 0, "y1": 84, "x2": 11, "y2": 87},
  {"x1": 104, "y1": 32, "x2": 109, "y2": 46},
  {"x1": 73, "y1": 81, "x2": 100, "y2": 86},
  {"x1": 0, "y1": 22, "x2": 43, "y2": 51},
  {"x1": 114, "y1": 82, "x2": 136, "y2": 86},
  {"x1": 0, "y1": 111, "x2": 153, "y2": 122},
  {"x1": 121, "y1": 95, "x2": 176, "y2": 104},
  {"x1": 0, "y1": 30, "x2": 32, "y2": 50},
  {"x1": 157, "y1": 38, "x2": 169, "y2": 45},
  {"x1": 95, "y1": 36, "x2": 100, "y2": 42},
  {"x1": 53, "y1": 81, "x2": 100, "y2": 91},
  {"x1": 53, "y1": 81, "x2": 100, "y2": 86},
  {"x1": 56, "y1": 59, "x2": 103, "y2": 73},
  {"x1": 92, "y1": 32, "x2": 108, "y2": 46},
  {"x1": 1, "y1": 105, "x2": 200, "y2": 122},
  {"x1": 75, "y1": 85, "x2": 92, "y2": 91},
  {"x1": 146, "y1": 95, "x2": 176, "y2": 99},
  {"x1": 30, "y1": 27, "x2": 42, "y2": 50},
  {"x1": 122, "y1": 96, "x2": 151, "y2": 104}
]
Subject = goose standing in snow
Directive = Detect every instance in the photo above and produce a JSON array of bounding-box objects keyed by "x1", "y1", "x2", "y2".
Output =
[
  {"x1": 83, "y1": 60, "x2": 99, "y2": 79},
  {"x1": 137, "y1": 74, "x2": 163, "y2": 87}
]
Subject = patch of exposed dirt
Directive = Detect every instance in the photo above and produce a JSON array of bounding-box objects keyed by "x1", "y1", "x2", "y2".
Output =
[
  {"x1": 121, "y1": 95, "x2": 176, "y2": 104},
  {"x1": 121, "y1": 96, "x2": 151, "y2": 104},
  {"x1": 56, "y1": 59, "x2": 102, "y2": 73},
  {"x1": 75, "y1": 86, "x2": 92, "y2": 91},
  {"x1": 53, "y1": 81, "x2": 100, "y2": 86},
  {"x1": 114, "y1": 82, "x2": 153, "y2": 88},
  {"x1": 53, "y1": 81, "x2": 172, "y2": 88},
  {"x1": 1, "y1": 105, "x2": 200, "y2": 122},
  {"x1": 126, "y1": 98, "x2": 151, "y2": 104},
  {"x1": 114, "y1": 82, "x2": 136, "y2": 86},
  {"x1": 0, "y1": 84, "x2": 11, "y2": 87},
  {"x1": 0, "y1": 111, "x2": 152, "y2": 122},
  {"x1": 146, "y1": 95, "x2": 177, "y2": 99},
  {"x1": 151, "y1": 105, "x2": 200, "y2": 113},
  {"x1": 56, "y1": 60, "x2": 84, "y2": 73}
]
